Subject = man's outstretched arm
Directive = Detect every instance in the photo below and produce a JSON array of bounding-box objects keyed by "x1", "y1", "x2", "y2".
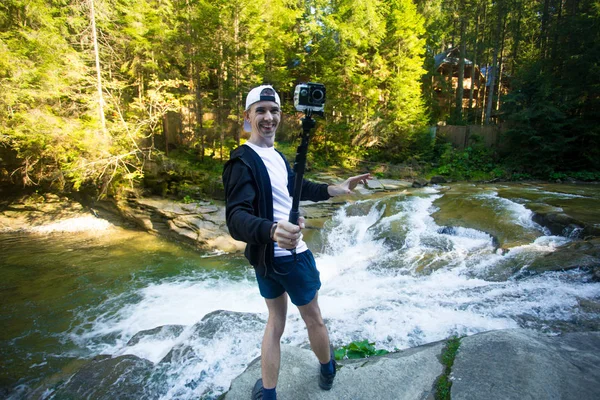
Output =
[{"x1": 327, "y1": 173, "x2": 372, "y2": 197}]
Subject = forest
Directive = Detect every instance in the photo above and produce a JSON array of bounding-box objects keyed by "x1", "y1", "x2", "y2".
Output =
[{"x1": 1, "y1": 0, "x2": 599, "y2": 200}]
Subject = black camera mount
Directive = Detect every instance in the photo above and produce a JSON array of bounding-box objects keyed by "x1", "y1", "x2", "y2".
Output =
[{"x1": 288, "y1": 109, "x2": 320, "y2": 257}]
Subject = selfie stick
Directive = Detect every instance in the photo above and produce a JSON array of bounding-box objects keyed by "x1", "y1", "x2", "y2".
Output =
[{"x1": 288, "y1": 110, "x2": 317, "y2": 257}]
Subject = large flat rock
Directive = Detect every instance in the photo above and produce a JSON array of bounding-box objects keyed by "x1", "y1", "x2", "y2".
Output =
[
  {"x1": 224, "y1": 342, "x2": 445, "y2": 400},
  {"x1": 451, "y1": 329, "x2": 600, "y2": 400}
]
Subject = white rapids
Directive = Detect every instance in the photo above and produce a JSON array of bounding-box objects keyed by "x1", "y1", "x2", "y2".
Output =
[{"x1": 69, "y1": 188, "x2": 600, "y2": 399}]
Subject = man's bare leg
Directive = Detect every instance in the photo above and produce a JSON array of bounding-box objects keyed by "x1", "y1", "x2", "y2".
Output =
[
  {"x1": 297, "y1": 292, "x2": 331, "y2": 363},
  {"x1": 261, "y1": 293, "x2": 288, "y2": 389}
]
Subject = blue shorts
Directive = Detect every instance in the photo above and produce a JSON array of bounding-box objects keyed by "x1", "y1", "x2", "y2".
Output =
[{"x1": 255, "y1": 249, "x2": 321, "y2": 306}]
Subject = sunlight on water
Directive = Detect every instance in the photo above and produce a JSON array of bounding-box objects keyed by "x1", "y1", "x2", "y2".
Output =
[
  {"x1": 63, "y1": 189, "x2": 600, "y2": 399},
  {"x1": 29, "y1": 216, "x2": 114, "y2": 233}
]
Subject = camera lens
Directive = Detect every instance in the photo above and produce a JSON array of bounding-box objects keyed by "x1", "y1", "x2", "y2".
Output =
[{"x1": 311, "y1": 89, "x2": 324, "y2": 102}]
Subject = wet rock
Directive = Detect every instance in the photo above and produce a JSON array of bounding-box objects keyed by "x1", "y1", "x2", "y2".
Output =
[
  {"x1": 51, "y1": 355, "x2": 154, "y2": 400},
  {"x1": 100, "y1": 196, "x2": 245, "y2": 253},
  {"x1": 531, "y1": 211, "x2": 584, "y2": 236},
  {"x1": 224, "y1": 341, "x2": 445, "y2": 400},
  {"x1": 365, "y1": 178, "x2": 385, "y2": 191},
  {"x1": 526, "y1": 237, "x2": 600, "y2": 274},
  {"x1": 378, "y1": 179, "x2": 414, "y2": 190},
  {"x1": 430, "y1": 175, "x2": 447, "y2": 184},
  {"x1": 160, "y1": 311, "x2": 264, "y2": 364},
  {"x1": 437, "y1": 226, "x2": 457, "y2": 235},
  {"x1": 300, "y1": 201, "x2": 345, "y2": 220},
  {"x1": 412, "y1": 178, "x2": 429, "y2": 188},
  {"x1": 452, "y1": 330, "x2": 600, "y2": 400},
  {"x1": 126, "y1": 325, "x2": 186, "y2": 347}
]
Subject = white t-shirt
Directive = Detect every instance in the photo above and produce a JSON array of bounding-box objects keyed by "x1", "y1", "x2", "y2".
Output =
[{"x1": 244, "y1": 142, "x2": 308, "y2": 257}]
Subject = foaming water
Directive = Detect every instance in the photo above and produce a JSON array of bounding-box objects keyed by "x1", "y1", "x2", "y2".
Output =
[
  {"x1": 475, "y1": 190, "x2": 541, "y2": 230},
  {"x1": 64, "y1": 190, "x2": 600, "y2": 399}
]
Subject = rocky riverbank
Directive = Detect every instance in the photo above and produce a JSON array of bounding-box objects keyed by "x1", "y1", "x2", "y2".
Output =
[
  {"x1": 42, "y1": 318, "x2": 600, "y2": 400},
  {"x1": 225, "y1": 329, "x2": 600, "y2": 400},
  {"x1": 1, "y1": 182, "x2": 599, "y2": 301},
  {"x1": 1, "y1": 180, "x2": 599, "y2": 280}
]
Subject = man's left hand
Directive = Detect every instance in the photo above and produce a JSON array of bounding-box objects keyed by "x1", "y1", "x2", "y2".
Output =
[{"x1": 327, "y1": 173, "x2": 372, "y2": 197}]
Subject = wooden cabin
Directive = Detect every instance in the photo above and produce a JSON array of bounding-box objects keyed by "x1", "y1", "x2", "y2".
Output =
[{"x1": 433, "y1": 47, "x2": 485, "y2": 111}]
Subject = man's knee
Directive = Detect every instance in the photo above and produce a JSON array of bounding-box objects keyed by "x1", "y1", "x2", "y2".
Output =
[
  {"x1": 266, "y1": 315, "x2": 286, "y2": 338},
  {"x1": 300, "y1": 309, "x2": 325, "y2": 331}
]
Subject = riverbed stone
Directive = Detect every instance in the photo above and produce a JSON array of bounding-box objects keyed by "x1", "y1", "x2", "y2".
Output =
[
  {"x1": 365, "y1": 178, "x2": 385, "y2": 190},
  {"x1": 224, "y1": 342, "x2": 445, "y2": 400},
  {"x1": 95, "y1": 196, "x2": 245, "y2": 253},
  {"x1": 451, "y1": 329, "x2": 600, "y2": 400},
  {"x1": 430, "y1": 175, "x2": 447, "y2": 184},
  {"x1": 126, "y1": 325, "x2": 186, "y2": 347},
  {"x1": 378, "y1": 179, "x2": 414, "y2": 190},
  {"x1": 526, "y1": 237, "x2": 600, "y2": 275},
  {"x1": 51, "y1": 355, "x2": 154, "y2": 399},
  {"x1": 160, "y1": 311, "x2": 265, "y2": 365},
  {"x1": 412, "y1": 178, "x2": 429, "y2": 188},
  {"x1": 225, "y1": 329, "x2": 600, "y2": 400}
]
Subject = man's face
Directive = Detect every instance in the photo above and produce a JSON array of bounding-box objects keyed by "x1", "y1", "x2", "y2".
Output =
[{"x1": 245, "y1": 101, "x2": 281, "y2": 147}]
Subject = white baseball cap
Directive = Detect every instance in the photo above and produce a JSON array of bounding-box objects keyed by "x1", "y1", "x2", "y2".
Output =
[{"x1": 244, "y1": 85, "x2": 281, "y2": 132}]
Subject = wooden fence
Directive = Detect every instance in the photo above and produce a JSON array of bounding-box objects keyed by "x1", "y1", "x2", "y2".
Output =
[{"x1": 435, "y1": 124, "x2": 508, "y2": 150}]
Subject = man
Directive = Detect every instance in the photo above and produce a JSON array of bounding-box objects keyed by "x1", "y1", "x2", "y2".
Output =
[{"x1": 222, "y1": 85, "x2": 369, "y2": 400}]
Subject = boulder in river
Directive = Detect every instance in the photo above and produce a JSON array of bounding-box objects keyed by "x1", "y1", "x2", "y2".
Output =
[
  {"x1": 96, "y1": 196, "x2": 245, "y2": 253},
  {"x1": 126, "y1": 325, "x2": 186, "y2": 347},
  {"x1": 224, "y1": 329, "x2": 600, "y2": 400},
  {"x1": 430, "y1": 175, "x2": 447, "y2": 184},
  {"x1": 160, "y1": 310, "x2": 265, "y2": 364},
  {"x1": 51, "y1": 355, "x2": 154, "y2": 399},
  {"x1": 412, "y1": 178, "x2": 429, "y2": 188},
  {"x1": 451, "y1": 329, "x2": 600, "y2": 400},
  {"x1": 525, "y1": 237, "x2": 600, "y2": 278}
]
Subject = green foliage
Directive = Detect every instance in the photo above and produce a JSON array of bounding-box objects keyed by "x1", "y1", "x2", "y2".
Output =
[
  {"x1": 334, "y1": 340, "x2": 390, "y2": 360},
  {"x1": 502, "y1": 0, "x2": 600, "y2": 173},
  {"x1": 146, "y1": 149, "x2": 224, "y2": 199},
  {"x1": 548, "y1": 171, "x2": 600, "y2": 182},
  {"x1": 432, "y1": 139, "x2": 505, "y2": 181},
  {"x1": 435, "y1": 336, "x2": 461, "y2": 400},
  {"x1": 2, "y1": 0, "x2": 598, "y2": 197},
  {"x1": 510, "y1": 172, "x2": 533, "y2": 181}
]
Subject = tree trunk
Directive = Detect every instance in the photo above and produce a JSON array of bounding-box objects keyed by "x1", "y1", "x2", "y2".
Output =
[
  {"x1": 218, "y1": 40, "x2": 225, "y2": 161},
  {"x1": 233, "y1": 7, "x2": 241, "y2": 147},
  {"x1": 454, "y1": 17, "x2": 466, "y2": 122},
  {"x1": 495, "y1": 12, "x2": 508, "y2": 113},
  {"x1": 511, "y1": 0, "x2": 523, "y2": 74},
  {"x1": 468, "y1": 8, "x2": 481, "y2": 123},
  {"x1": 540, "y1": 0, "x2": 551, "y2": 58},
  {"x1": 485, "y1": 5, "x2": 503, "y2": 125},
  {"x1": 89, "y1": 0, "x2": 106, "y2": 133}
]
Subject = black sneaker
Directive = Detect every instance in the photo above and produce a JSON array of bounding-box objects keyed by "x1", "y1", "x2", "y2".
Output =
[
  {"x1": 251, "y1": 378, "x2": 263, "y2": 400},
  {"x1": 318, "y1": 347, "x2": 337, "y2": 390}
]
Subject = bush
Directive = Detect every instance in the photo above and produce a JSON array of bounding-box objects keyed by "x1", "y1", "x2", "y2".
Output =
[
  {"x1": 334, "y1": 340, "x2": 390, "y2": 360},
  {"x1": 432, "y1": 138, "x2": 505, "y2": 181}
]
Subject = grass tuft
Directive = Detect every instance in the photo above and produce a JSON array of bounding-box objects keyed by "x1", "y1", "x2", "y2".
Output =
[{"x1": 435, "y1": 336, "x2": 462, "y2": 400}]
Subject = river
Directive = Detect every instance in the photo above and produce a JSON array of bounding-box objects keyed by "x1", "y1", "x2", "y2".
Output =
[{"x1": 1, "y1": 182, "x2": 599, "y2": 399}]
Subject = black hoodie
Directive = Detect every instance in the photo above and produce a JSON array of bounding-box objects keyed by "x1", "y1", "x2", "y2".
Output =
[{"x1": 222, "y1": 145, "x2": 330, "y2": 276}]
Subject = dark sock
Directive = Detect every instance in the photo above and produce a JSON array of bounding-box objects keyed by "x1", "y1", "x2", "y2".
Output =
[
  {"x1": 262, "y1": 386, "x2": 276, "y2": 400},
  {"x1": 320, "y1": 358, "x2": 335, "y2": 375}
]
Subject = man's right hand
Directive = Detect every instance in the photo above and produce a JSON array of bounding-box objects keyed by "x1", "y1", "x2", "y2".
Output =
[{"x1": 272, "y1": 218, "x2": 305, "y2": 249}]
